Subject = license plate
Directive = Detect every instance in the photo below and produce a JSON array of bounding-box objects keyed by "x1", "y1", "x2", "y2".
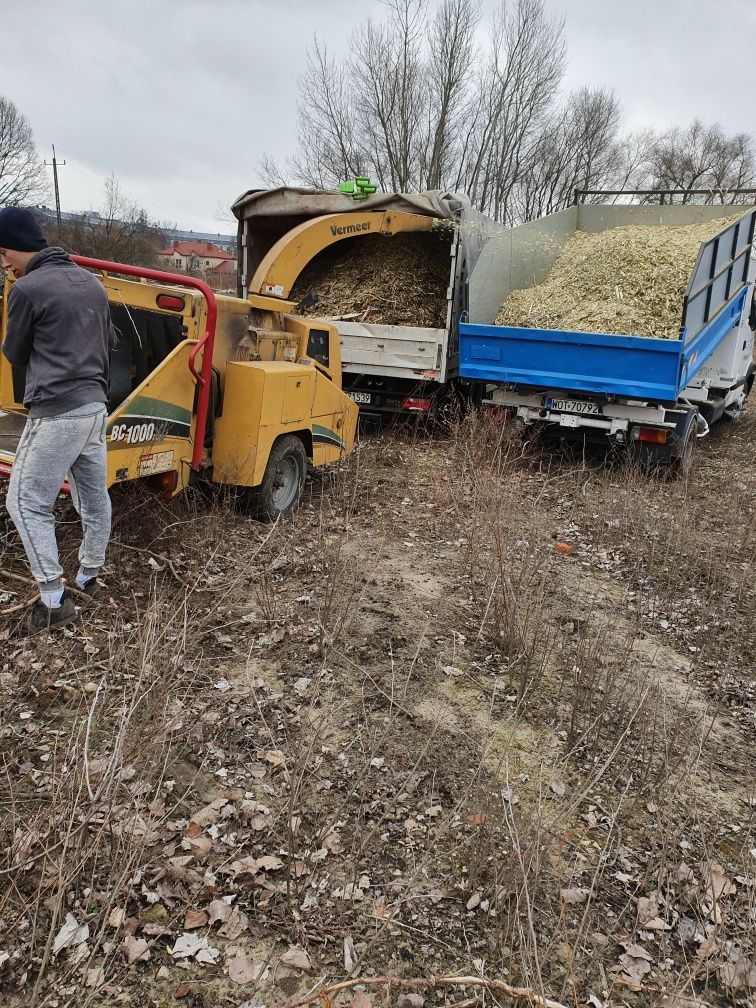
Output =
[
  {"x1": 546, "y1": 398, "x2": 599, "y2": 415},
  {"x1": 348, "y1": 391, "x2": 372, "y2": 404}
]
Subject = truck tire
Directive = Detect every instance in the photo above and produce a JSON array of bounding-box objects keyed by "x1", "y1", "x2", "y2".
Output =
[
  {"x1": 666, "y1": 410, "x2": 699, "y2": 480},
  {"x1": 253, "y1": 435, "x2": 307, "y2": 520}
]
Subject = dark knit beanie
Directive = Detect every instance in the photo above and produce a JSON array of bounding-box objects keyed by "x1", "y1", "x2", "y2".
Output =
[{"x1": 0, "y1": 207, "x2": 48, "y2": 252}]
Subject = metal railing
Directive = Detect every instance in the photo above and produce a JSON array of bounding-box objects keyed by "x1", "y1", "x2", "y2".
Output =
[{"x1": 574, "y1": 188, "x2": 756, "y2": 205}]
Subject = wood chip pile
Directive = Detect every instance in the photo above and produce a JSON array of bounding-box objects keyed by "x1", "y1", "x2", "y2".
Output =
[
  {"x1": 290, "y1": 230, "x2": 452, "y2": 328},
  {"x1": 496, "y1": 216, "x2": 742, "y2": 339}
]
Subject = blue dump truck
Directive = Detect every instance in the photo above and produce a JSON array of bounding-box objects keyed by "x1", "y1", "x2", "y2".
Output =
[{"x1": 459, "y1": 202, "x2": 756, "y2": 473}]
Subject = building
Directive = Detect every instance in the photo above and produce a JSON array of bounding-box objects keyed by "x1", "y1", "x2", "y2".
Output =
[
  {"x1": 161, "y1": 227, "x2": 236, "y2": 253},
  {"x1": 206, "y1": 258, "x2": 238, "y2": 291},
  {"x1": 30, "y1": 207, "x2": 237, "y2": 254},
  {"x1": 157, "y1": 240, "x2": 236, "y2": 274}
]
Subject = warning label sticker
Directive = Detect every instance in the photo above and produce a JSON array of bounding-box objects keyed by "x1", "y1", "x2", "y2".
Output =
[{"x1": 139, "y1": 450, "x2": 174, "y2": 476}]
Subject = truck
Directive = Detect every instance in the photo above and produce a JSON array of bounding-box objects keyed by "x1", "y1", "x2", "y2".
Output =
[
  {"x1": 231, "y1": 187, "x2": 493, "y2": 419},
  {"x1": 458, "y1": 199, "x2": 756, "y2": 473},
  {"x1": 0, "y1": 257, "x2": 358, "y2": 517}
]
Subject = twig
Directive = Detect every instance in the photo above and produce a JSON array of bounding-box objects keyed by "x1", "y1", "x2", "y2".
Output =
[
  {"x1": 0, "y1": 571, "x2": 95, "y2": 604},
  {"x1": 1, "y1": 594, "x2": 37, "y2": 616},
  {"x1": 283, "y1": 974, "x2": 569, "y2": 1008},
  {"x1": 83, "y1": 676, "x2": 106, "y2": 800},
  {"x1": 1, "y1": 571, "x2": 34, "y2": 587},
  {"x1": 115, "y1": 540, "x2": 183, "y2": 582}
]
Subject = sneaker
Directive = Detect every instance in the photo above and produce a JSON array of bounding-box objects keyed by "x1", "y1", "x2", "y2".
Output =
[
  {"x1": 27, "y1": 592, "x2": 78, "y2": 635},
  {"x1": 78, "y1": 577, "x2": 101, "y2": 599}
]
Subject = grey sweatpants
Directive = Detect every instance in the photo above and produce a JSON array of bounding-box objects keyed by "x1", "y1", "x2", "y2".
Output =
[{"x1": 6, "y1": 403, "x2": 112, "y2": 591}]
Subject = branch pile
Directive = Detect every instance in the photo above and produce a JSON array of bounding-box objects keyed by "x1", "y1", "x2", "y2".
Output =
[
  {"x1": 496, "y1": 215, "x2": 743, "y2": 339},
  {"x1": 291, "y1": 230, "x2": 452, "y2": 328}
]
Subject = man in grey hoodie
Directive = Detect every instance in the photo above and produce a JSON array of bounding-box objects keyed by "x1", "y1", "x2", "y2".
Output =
[{"x1": 0, "y1": 207, "x2": 115, "y2": 633}]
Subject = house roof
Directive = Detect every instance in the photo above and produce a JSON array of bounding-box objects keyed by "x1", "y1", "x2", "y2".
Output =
[
  {"x1": 158, "y1": 241, "x2": 236, "y2": 260},
  {"x1": 207, "y1": 259, "x2": 237, "y2": 275}
]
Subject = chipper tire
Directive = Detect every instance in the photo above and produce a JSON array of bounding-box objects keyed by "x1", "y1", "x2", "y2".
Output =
[{"x1": 253, "y1": 435, "x2": 307, "y2": 521}]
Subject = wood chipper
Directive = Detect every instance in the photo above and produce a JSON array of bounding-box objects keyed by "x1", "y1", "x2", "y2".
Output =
[{"x1": 0, "y1": 258, "x2": 358, "y2": 518}]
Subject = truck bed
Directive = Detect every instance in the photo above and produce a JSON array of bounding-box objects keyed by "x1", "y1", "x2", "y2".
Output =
[
  {"x1": 335, "y1": 321, "x2": 446, "y2": 379},
  {"x1": 460, "y1": 205, "x2": 755, "y2": 404},
  {"x1": 460, "y1": 283, "x2": 749, "y2": 403}
]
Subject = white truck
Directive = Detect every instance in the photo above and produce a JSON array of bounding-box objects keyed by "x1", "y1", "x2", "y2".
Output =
[{"x1": 231, "y1": 187, "x2": 493, "y2": 418}]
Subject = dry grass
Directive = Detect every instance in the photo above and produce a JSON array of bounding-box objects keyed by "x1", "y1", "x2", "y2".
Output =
[
  {"x1": 496, "y1": 216, "x2": 742, "y2": 338},
  {"x1": 0, "y1": 412, "x2": 754, "y2": 1007}
]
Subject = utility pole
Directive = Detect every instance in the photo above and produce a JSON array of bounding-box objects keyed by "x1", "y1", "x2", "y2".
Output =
[{"x1": 44, "y1": 145, "x2": 66, "y2": 240}]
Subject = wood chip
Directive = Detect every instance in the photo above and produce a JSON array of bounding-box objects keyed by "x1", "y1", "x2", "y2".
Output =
[
  {"x1": 291, "y1": 230, "x2": 453, "y2": 328},
  {"x1": 497, "y1": 216, "x2": 742, "y2": 339}
]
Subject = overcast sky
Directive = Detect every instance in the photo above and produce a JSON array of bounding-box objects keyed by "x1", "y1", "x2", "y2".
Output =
[{"x1": 2, "y1": 0, "x2": 753, "y2": 234}]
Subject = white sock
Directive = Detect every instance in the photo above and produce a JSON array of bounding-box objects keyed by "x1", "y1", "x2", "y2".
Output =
[
  {"x1": 40, "y1": 588, "x2": 64, "y2": 609},
  {"x1": 76, "y1": 570, "x2": 97, "y2": 589}
]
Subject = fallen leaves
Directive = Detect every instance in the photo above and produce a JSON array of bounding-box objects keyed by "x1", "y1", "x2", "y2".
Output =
[
  {"x1": 560, "y1": 887, "x2": 590, "y2": 905},
  {"x1": 123, "y1": 936, "x2": 150, "y2": 964},
  {"x1": 172, "y1": 932, "x2": 220, "y2": 964},
  {"x1": 348, "y1": 993, "x2": 374, "y2": 1008},
  {"x1": 227, "y1": 947, "x2": 258, "y2": 984},
  {"x1": 700, "y1": 861, "x2": 736, "y2": 901},
  {"x1": 616, "y1": 940, "x2": 654, "y2": 987},
  {"x1": 189, "y1": 797, "x2": 230, "y2": 829},
  {"x1": 617, "y1": 954, "x2": 651, "y2": 986},
  {"x1": 219, "y1": 907, "x2": 249, "y2": 940},
  {"x1": 636, "y1": 893, "x2": 670, "y2": 931},
  {"x1": 107, "y1": 907, "x2": 126, "y2": 929},
  {"x1": 52, "y1": 914, "x2": 89, "y2": 956},
  {"x1": 281, "y1": 945, "x2": 314, "y2": 972},
  {"x1": 207, "y1": 898, "x2": 233, "y2": 926},
  {"x1": 183, "y1": 909, "x2": 209, "y2": 930}
]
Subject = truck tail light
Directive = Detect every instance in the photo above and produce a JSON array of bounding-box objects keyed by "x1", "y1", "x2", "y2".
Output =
[
  {"x1": 156, "y1": 294, "x2": 186, "y2": 311},
  {"x1": 635, "y1": 427, "x2": 668, "y2": 444},
  {"x1": 147, "y1": 470, "x2": 178, "y2": 498},
  {"x1": 402, "y1": 397, "x2": 431, "y2": 413}
]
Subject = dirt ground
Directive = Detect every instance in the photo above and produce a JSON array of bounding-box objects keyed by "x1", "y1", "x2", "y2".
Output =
[{"x1": 0, "y1": 406, "x2": 753, "y2": 1008}]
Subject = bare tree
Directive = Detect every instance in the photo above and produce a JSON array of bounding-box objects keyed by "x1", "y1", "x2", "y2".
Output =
[
  {"x1": 288, "y1": 37, "x2": 363, "y2": 187},
  {"x1": 354, "y1": 0, "x2": 428, "y2": 191},
  {"x1": 0, "y1": 95, "x2": 50, "y2": 206},
  {"x1": 268, "y1": 0, "x2": 567, "y2": 222},
  {"x1": 58, "y1": 174, "x2": 165, "y2": 267},
  {"x1": 422, "y1": 0, "x2": 480, "y2": 190},
  {"x1": 645, "y1": 119, "x2": 756, "y2": 201},
  {"x1": 263, "y1": 2, "x2": 756, "y2": 223},
  {"x1": 513, "y1": 87, "x2": 623, "y2": 219},
  {"x1": 458, "y1": 0, "x2": 565, "y2": 222}
]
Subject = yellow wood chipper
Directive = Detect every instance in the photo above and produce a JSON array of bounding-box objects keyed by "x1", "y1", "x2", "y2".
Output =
[{"x1": 0, "y1": 257, "x2": 358, "y2": 518}]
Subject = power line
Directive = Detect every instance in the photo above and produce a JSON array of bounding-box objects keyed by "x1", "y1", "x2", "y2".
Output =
[{"x1": 43, "y1": 145, "x2": 66, "y2": 241}]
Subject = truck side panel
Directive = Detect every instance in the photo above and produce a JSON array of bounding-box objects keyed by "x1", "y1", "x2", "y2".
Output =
[{"x1": 459, "y1": 323, "x2": 683, "y2": 402}]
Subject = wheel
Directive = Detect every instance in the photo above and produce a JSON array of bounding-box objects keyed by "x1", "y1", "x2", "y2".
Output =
[
  {"x1": 253, "y1": 435, "x2": 307, "y2": 520},
  {"x1": 666, "y1": 420, "x2": 697, "y2": 480}
]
